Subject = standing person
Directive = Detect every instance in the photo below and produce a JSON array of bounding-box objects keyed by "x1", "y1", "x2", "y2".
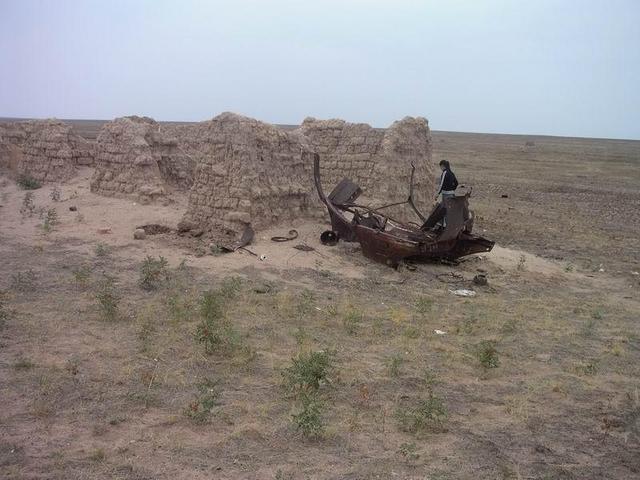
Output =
[{"x1": 435, "y1": 159, "x2": 458, "y2": 202}]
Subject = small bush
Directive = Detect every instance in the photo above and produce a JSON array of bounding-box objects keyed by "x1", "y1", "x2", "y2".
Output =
[
  {"x1": 283, "y1": 350, "x2": 334, "y2": 393},
  {"x1": 42, "y1": 208, "x2": 58, "y2": 233},
  {"x1": 10, "y1": 270, "x2": 37, "y2": 292},
  {"x1": 50, "y1": 185, "x2": 61, "y2": 202},
  {"x1": 296, "y1": 289, "x2": 315, "y2": 318},
  {"x1": 200, "y1": 290, "x2": 223, "y2": 322},
  {"x1": 398, "y1": 442, "x2": 420, "y2": 461},
  {"x1": 343, "y1": 309, "x2": 362, "y2": 335},
  {"x1": 396, "y1": 394, "x2": 447, "y2": 433},
  {"x1": 404, "y1": 325, "x2": 420, "y2": 339},
  {"x1": 20, "y1": 192, "x2": 36, "y2": 216},
  {"x1": 219, "y1": 276, "x2": 243, "y2": 300},
  {"x1": 516, "y1": 255, "x2": 527, "y2": 271},
  {"x1": 88, "y1": 448, "x2": 105, "y2": 462},
  {"x1": 415, "y1": 297, "x2": 433, "y2": 317},
  {"x1": 165, "y1": 290, "x2": 194, "y2": 323},
  {"x1": 477, "y1": 340, "x2": 500, "y2": 369},
  {"x1": 17, "y1": 174, "x2": 41, "y2": 190},
  {"x1": 71, "y1": 265, "x2": 92, "y2": 289},
  {"x1": 0, "y1": 290, "x2": 10, "y2": 329},
  {"x1": 292, "y1": 393, "x2": 325, "y2": 438},
  {"x1": 94, "y1": 243, "x2": 109, "y2": 257},
  {"x1": 386, "y1": 353, "x2": 404, "y2": 377},
  {"x1": 575, "y1": 360, "x2": 598, "y2": 376},
  {"x1": 184, "y1": 378, "x2": 219, "y2": 424},
  {"x1": 195, "y1": 290, "x2": 239, "y2": 354},
  {"x1": 95, "y1": 276, "x2": 120, "y2": 321},
  {"x1": 139, "y1": 256, "x2": 169, "y2": 290},
  {"x1": 13, "y1": 357, "x2": 35, "y2": 370}
]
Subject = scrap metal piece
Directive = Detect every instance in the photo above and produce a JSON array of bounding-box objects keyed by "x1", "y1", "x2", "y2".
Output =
[
  {"x1": 313, "y1": 153, "x2": 495, "y2": 268},
  {"x1": 221, "y1": 225, "x2": 255, "y2": 252},
  {"x1": 328, "y1": 178, "x2": 362, "y2": 205},
  {"x1": 293, "y1": 244, "x2": 315, "y2": 252},
  {"x1": 320, "y1": 230, "x2": 338, "y2": 246},
  {"x1": 271, "y1": 229, "x2": 299, "y2": 242}
]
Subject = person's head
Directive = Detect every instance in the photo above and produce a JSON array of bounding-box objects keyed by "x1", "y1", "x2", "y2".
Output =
[{"x1": 439, "y1": 159, "x2": 450, "y2": 171}]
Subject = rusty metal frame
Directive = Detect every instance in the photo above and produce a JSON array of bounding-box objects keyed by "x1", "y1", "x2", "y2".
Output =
[{"x1": 313, "y1": 153, "x2": 494, "y2": 267}]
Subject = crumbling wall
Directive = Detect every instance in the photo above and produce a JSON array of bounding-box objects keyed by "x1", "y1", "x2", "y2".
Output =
[
  {"x1": 90, "y1": 116, "x2": 194, "y2": 202},
  {"x1": 299, "y1": 116, "x2": 434, "y2": 221},
  {"x1": 177, "y1": 113, "x2": 434, "y2": 237},
  {"x1": 0, "y1": 119, "x2": 94, "y2": 182},
  {"x1": 178, "y1": 113, "x2": 316, "y2": 236}
]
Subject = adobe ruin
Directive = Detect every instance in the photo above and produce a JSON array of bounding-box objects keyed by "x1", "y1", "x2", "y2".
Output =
[
  {"x1": 90, "y1": 116, "x2": 195, "y2": 202},
  {"x1": 0, "y1": 119, "x2": 93, "y2": 182},
  {"x1": 176, "y1": 113, "x2": 435, "y2": 237},
  {"x1": 1, "y1": 113, "x2": 435, "y2": 239}
]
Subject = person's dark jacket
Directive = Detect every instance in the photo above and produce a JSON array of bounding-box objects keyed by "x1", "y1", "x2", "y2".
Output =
[{"x1": 437, "y1": 168, "x2": 458, "y2": 194}]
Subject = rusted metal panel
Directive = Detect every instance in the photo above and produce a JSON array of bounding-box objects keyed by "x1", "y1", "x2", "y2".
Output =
[{"x1": 313, "y1": 153, "x2": 494, "y2": 267}]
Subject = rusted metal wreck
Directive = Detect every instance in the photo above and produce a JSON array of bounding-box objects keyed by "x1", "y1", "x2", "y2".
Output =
[{"x1": 314, "y1": 154, "x2": 494, "y2": 267}]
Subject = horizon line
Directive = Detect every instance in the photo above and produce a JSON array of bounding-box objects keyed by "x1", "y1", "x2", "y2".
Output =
[{"x1": 1, "y1": 115, "x2": 638, "y2": 143}]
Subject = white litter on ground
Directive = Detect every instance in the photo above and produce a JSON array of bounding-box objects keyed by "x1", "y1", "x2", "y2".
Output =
[{"x1": 451, "y1": 289, "x2": 477, "y2": 297}]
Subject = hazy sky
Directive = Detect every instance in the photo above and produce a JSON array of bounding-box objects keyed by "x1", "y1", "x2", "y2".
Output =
[{"x1": 1, "y1": 0, "x2": 639, "y2": 139}]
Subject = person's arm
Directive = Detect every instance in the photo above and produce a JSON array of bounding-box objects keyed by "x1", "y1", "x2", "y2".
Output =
[{"x1": 435, "y1": 171, "x2": 446, "y2": 199}]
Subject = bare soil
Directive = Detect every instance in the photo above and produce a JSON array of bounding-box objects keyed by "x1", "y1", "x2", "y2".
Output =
[{"x1": 1, "y1": 131, "x2": 639, "y2": 480}]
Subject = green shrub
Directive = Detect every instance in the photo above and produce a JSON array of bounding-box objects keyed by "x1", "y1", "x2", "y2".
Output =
[
  {"x1": 396, "y1": 394, "x2": 447, "y2": 433},
  {"x1": 575, "y1": 360, "x2": 598, "y2": 376},
  {"x1": 199, "y1": 290, "x2": 223, "y2": 322},
  {"x1": 415, "y1": 297, "x2": 433, "y2": 316},
  {"x1": 184, "y1": 378, "x2": 219, "y2": 424},
  {"x1": 50, "y1": 185, "x2": 61, "y2": 202},
  {"x1": 71, "y1": 265, "x2": 92, "y2": 289},
  {"x1": 292, "y1": 393, "x2": 325, "y2": 438},
  {"x1": 20, "y1": 192, "x2": 36, "y2": 216},
  {"x1": 195, "y1": 291, "x2": 239, "y2": 354},
  {"x1": 386, "y1": 353, "x2": 404, "y2": 377},
  {"x1": 476, "y1": 340, "x2": 500, "y2": 369},
  {"x1": 165, "y1": 290, "x2": 194, "y2": 323},
  {"x1": 95, "y1": 276, "x2": 120, "y2": 321},
  {"x1": 42, "y1": 208, "x2": 58, "y2": 233},
  {"x1": 219, "y1": 276, "x2": 243, "y2": 300},
  {"x1": 10, "y1": 270, "x2": 37, "y2": 292},
  {"x1": 139, "y1": 256, "x2": 169, "y2": 290},
  {"x1": 296, "y1": 289, "x2": 315, "y2": 318},
  {"x1": 17, "y1": 174, "x2": 41, "y2": 190},
  {"x1": 283, "y1": 350, "x2": 334, "y2": 392},
  {"x1": 94, "y1": 243, "x2": 109, "y2": 257},
  {"x1": 343, "y1": 309, "x2": 362, "y2": 335},
  {"x1": 13, "y1": 357, "x2": 35, "y2": 370},
  {"x1": 398, "y1": 442, "x2": 420, "y2": 460},
  {"x1": 0, "y1": 290, "x2": 9, "y2": 329}
]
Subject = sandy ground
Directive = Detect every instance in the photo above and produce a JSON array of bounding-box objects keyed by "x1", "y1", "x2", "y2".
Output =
[{"x1": 1, "y1": 132, "x2": 639, "y2": 480}]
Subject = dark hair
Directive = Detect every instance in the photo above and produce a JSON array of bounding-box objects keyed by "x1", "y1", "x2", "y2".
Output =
[{"x1": 439, "y1": 160, "x2": 450, "y2": 169}]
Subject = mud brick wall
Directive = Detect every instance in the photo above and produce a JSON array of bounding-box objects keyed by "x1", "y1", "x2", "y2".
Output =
[
  {"x1": 0, "y1": 120, "x2": 94, "y2": 182},
  {"x1": 90, "y1": 116, "x2": 194, "y2": 202},
  {"x1": 178, "y1": 113, "x2": 317, "y2": 235},
  {"x1": 176, "y1": 113, "x2": 434, "y2": 236},
  {"x1": 299, "y1": 116, "x2": 434, "y2": 222}
]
